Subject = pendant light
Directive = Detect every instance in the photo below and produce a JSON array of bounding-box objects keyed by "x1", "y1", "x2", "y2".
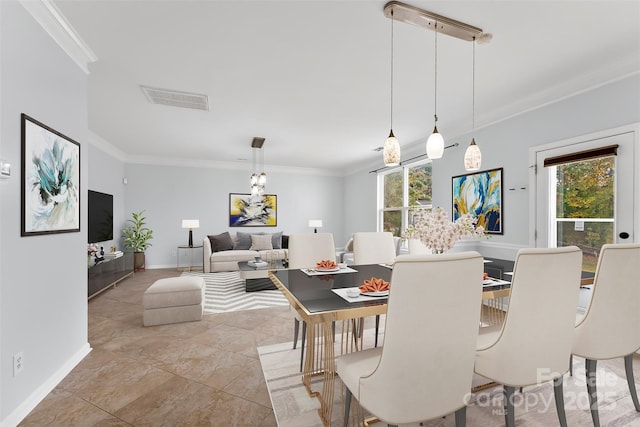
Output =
[
  {"x1": 249, "y1": 137, "x2": 266, "y2": 196},
  {"x1": 426, "y1": 22, "x2": 444, "y2": 160},
  {"x1": 464, "y1": 37, "x2": 482, "y2": 171},
  {"x1": 383, "y1": 9, "x2": 401, "y2": 167}
]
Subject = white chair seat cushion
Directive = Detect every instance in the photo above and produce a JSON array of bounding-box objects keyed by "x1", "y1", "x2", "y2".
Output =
[
  {"x1": 336, "y1": 347, "x2": 383, "y2": 400},
  {"x1": 210, "y1": 250, "x2": 256, "y2": 262}
]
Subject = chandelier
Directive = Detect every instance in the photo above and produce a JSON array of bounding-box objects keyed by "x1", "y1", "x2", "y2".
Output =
[{"x1": 250, "y1": 137, "x2": 266, "y2": 196}]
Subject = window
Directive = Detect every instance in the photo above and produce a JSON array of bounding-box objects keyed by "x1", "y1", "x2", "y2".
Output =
[
  {"x1": 379, "y1": 160, "x2": 432, "y2": 236},
  {"x1": 549, "y1": 155, "x2": 615, "y2": 272}
]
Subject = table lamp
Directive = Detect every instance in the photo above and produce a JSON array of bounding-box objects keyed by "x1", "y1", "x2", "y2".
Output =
[
  {"x1": 181, "y1": 219, "x2": 200, "y2": 247},
  {"x1": 308, "y1": 219, "x2": 323, "y2": 233}
]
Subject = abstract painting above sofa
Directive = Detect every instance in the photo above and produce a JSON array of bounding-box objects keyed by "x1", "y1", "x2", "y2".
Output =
[{"x1": 229, "y1": 193, "x2": 277, "y2": 227}]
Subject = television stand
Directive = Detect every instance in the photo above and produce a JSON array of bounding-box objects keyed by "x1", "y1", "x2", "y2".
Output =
[{"x1": 88, "y1": 252, "x2": 134, "y2": 299}]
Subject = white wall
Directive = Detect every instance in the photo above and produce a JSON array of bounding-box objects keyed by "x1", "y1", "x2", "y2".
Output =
[
  {"x1": 344, "y1": 74, "x2": 640, "y2": 259},
  {"x1": 0, "y1": 2, "x2": 90, "y2": 424},
  {"x1": 122, "y1": 163, "x2": 344, "y2": 268}
]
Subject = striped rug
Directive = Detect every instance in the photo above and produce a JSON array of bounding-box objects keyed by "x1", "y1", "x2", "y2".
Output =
[{"x1": 180, "y1": 271, "x2": 288, "y2": 314}]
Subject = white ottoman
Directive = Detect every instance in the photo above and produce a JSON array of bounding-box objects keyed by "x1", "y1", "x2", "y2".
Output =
[{"x1": 143, "y1": 276, "x2": 205, "y2": 326}]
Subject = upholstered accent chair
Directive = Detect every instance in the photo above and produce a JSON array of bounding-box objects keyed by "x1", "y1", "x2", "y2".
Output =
[
  {"x1": 572, "y1": 243, "x2": 640, "y2": 427},
  {"x1": 287, "y1": 233, "x2": 337, "y2": 371},
  {"x1": 474, "y1": 246, "x2": 583, "y2": 427},
  {"x1": 336, "y1": 252, "x2": 484, "y2": 427}
]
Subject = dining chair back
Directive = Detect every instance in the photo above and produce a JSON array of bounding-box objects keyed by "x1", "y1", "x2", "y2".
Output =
[
  {"x1": 287, "y1": 232, "x2": 337, "y2": 371},
  {"x1": 572, "y1": 243, "x2": 640, "y2": 426},
  {"x1": 474, "y1": 246, "x2": 583, "y2": 427},
  {"x1": 353, "y1": 232, "x2": 397, "y2": 265},
  {"x1": 288, "y1": 233, "x2": 336, "y2": 269},
  {"x1": 336, "y1": 252, "x2": 484, "y2": 426}
]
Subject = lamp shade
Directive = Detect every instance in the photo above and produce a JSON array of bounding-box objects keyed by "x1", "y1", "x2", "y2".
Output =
[
  {"x1": 464, "y1": 138, "x2": 482, "y2": 171},
  {"x1": 383, "y1": 131, "x2": 401, "y2": 166},
  {"x1": 308, "y1": 219, "x2": 323, "y2": 228},
  {"x1": 426, "y1": 127, "x2": 444, "y2": 159},
  {"x1": 181, "y1": 219, "x2": 200, "y2": 229}
]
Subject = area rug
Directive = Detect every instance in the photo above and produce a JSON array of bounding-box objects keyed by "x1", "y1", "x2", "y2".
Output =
[
  {"x1": 180, "y1": 271, "x2": 288, "y2": 314},
  {"x1": 258, "y1": 331, "x2": 640, "y2": 427}
]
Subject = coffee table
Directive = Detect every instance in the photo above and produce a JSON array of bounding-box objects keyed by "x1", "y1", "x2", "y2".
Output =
[{"x1": 238, "y1": 260, "x2": 286, "y2": 292}]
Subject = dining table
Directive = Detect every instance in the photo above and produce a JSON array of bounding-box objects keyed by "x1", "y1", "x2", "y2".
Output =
[{"x1": 268, "y1": 258, "x2": 514, "y2": 425}]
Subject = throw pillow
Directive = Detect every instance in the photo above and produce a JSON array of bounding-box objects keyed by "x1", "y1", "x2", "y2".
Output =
[
  {"x1": 234, "y1": 232, "x2": 252, "y2": 250},
  {"x1": 282, "y1": 234, "x2": 289, "y2": 249},
  {"x1": 345, "y1": 237, "x2": 354, "y2": 251},
  {"x1": 250, "y1": 234, "x2": 273, "y2": 251},
  {"x1": 270, "y1": 231, "x2": 283, "y2": 249},
  {"x1": 208, "y1": 232, "x2": 234, "y2": 253}
]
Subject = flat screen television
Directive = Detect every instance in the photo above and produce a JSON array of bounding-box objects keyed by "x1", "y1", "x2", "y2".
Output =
[{"x1": 88, "y1": 190, "x2": 113, "y2": 243}]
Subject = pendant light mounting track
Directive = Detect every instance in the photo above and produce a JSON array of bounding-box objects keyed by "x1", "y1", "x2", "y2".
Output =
[{"x1": 383, "y1": 1, "x2": 488, "y2": 43}]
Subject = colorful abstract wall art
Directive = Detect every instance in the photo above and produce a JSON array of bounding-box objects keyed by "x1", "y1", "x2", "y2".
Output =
[
  {"x1": 452, "y1": 167, "x2": 503, "y2": 234},
  {"x1": 21, "y1": 114, "x2": 80, "y2": 236},
  {"x1": 229, "y1": 193, "x2": 277, "y2": 227}
]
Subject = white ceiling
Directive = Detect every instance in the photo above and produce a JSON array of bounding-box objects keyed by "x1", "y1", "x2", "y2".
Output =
[{"x1": 54, "y1": 0, "x2": 640, "y2": 174}]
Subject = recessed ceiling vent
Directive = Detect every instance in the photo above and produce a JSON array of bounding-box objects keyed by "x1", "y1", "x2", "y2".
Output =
[{"x1": 140, "y1": 85, "x2": 209, "y2": 111}]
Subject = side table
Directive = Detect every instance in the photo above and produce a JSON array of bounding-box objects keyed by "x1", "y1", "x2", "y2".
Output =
[{"x1": 177, "y1": 245, "x2": 203, "y2": 272}]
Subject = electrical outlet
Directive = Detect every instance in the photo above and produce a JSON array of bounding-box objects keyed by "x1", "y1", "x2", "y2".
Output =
[{"x1": 13, "y1": 352, "x2": 24, "y2": 376}]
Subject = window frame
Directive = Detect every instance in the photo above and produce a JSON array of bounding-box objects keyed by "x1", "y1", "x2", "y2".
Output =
[{"x1": 377, "y1": 158, "x2": 433, "y2": 235}]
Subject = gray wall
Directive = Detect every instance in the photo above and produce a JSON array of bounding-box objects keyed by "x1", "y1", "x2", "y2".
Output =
[
  {"x1": 1, "y1": 2, "x2": 89, "y2": 423},
  {"x1": 122, "y1": 163, "x2": 344, "y2": 268}
]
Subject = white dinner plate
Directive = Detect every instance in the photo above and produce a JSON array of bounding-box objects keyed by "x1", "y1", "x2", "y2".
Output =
[{"x1": 360, "y1": 290, "x2": 389, "y2": 297}]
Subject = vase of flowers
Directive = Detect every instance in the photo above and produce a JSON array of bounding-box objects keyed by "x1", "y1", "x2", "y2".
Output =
[
  {"x1": 403, "y1": 206, "x2": 487, "y2": 253},
  {"x1": 87, "y1": 243, "x2": 99, "y2": 267}
]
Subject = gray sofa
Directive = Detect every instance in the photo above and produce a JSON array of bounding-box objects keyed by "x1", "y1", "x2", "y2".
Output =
[{"x1": 203, "y1": 231, "x2": 288, "y2": 273}]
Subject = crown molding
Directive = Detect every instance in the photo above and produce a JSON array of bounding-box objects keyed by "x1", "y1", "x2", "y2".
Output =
[
  {"x1": 88, "y1": 131, "x2": 128, "y2": 162},
  {"x1": 19, "y1": 0, "x2": 97, "y2": 74}
]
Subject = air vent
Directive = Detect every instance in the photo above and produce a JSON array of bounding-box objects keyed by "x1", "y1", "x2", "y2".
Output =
[{"x1": 140, "y1": 85, "x2": 209, "y2": 111}]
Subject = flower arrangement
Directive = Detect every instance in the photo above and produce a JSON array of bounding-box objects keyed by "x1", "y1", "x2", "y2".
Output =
[
  {"x1": 87, "y1": 243, "x2": 99, "y2": 256},
  {"x1": 403, "y1": 206, "x2": 487, "y2": 253}
]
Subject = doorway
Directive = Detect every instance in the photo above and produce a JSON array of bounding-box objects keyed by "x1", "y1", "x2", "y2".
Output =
[{"x1": 531, "y1": 124, "x2": 638, "y2": 271}]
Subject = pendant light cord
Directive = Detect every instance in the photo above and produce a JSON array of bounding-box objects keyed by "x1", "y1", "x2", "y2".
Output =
[
  {"x1": 472, "y1": 36, "x2": 475, "y2": 132},
  {"x1": 433, "y1": 23, "x2": 438, "y2": 124},
  {"x1": 390, "y1": 9, "x2": 394, "y2": 131}
]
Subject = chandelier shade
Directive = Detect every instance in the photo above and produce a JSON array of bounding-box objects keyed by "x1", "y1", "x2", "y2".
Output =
[
  {"x1": 426, "y1": 126, "x2": 444, "y2": 159},
  {"x1": 464, "y1": 138, "x2": 482, "y2": 171},
  {"x1": 384, "y1": 130, "x2": 401, "y2": 166}
]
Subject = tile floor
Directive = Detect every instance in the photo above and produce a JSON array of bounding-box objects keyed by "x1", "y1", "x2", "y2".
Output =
[{"x1": 20, "y1": 268, "x2": 295, "y2": 426}]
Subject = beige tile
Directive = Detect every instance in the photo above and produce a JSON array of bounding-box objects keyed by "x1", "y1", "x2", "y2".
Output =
[
  {"x1": 18, "y1": 388, "x2": 123, "y2": 426},
  {"x1": 114, "y1": 375, "x2": 272, "y2": 426}
]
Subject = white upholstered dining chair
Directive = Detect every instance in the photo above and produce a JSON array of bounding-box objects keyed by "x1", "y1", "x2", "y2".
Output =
[
  {"x1": 336, "y1": 252, "x2": 484, "y2": 427},
  {"x1": 287, "y1": 233, "x2": 336, "y2": 371},
  {"x1": 474, "y1": 246, "x2": 583, "y2": 427},
  {"x1": 352, "y1": 231, "x2": 397, "y2": 347},
  {"x1": 352, "y1": 231, "x2": 397, "y2": 265},
  {"x1": 572, "y1": 243, "x2": 640, "y2": 427}
]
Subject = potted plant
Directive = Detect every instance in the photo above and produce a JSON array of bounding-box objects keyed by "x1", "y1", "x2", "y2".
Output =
[{"x1": 122, "y1": 210, "x2": 153, "y2": 271}]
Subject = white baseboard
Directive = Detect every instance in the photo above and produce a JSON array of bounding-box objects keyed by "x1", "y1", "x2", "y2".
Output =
[{"x1": 1, "y1": 344, "x2": 92, "y2": 427}]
